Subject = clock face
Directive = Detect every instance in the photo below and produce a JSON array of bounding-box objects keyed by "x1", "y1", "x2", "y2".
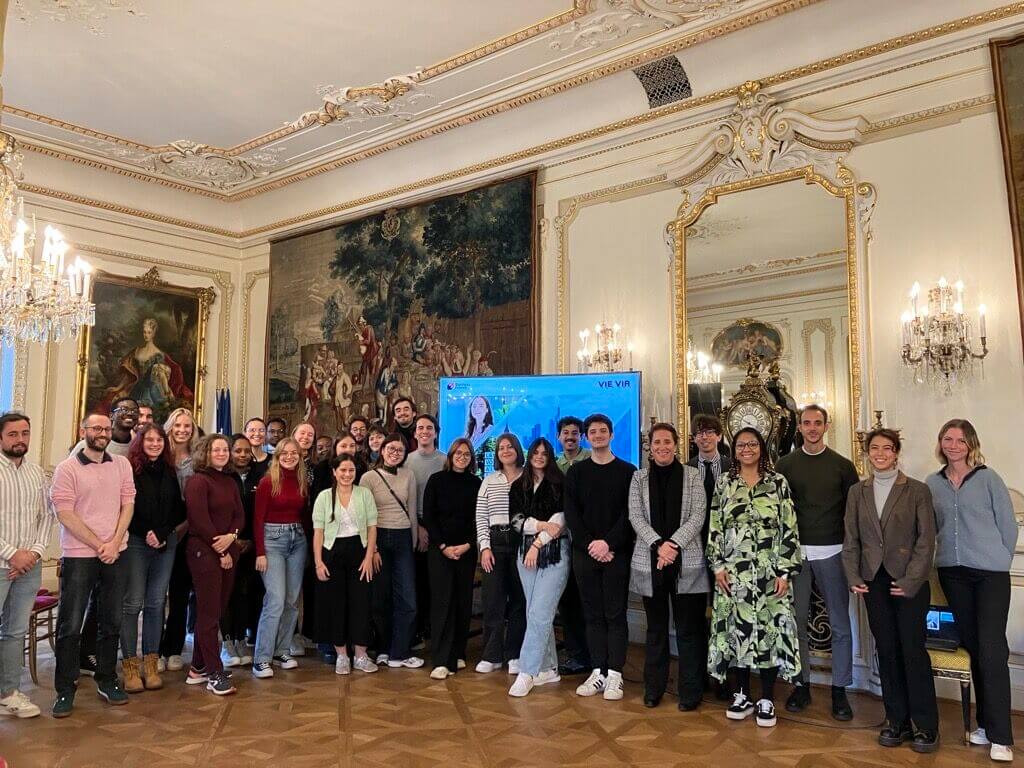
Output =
[{"x1": 727, "y1": 400, "x2": 773, "y2": 441}]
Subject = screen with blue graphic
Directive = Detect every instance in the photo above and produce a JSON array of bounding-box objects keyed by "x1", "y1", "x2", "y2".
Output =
[{"x1": 438, "y1": 372, "x2": 642, "y2": 476}]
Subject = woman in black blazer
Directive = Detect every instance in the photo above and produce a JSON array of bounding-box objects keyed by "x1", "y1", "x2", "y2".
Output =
[{"x1": 842, "y1": 428, "x2": 938, "y2": 754}]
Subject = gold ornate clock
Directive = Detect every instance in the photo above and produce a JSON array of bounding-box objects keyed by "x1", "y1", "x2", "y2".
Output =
[{"x1": 721, "y1": 354, "x2": 783, "y2": 456}]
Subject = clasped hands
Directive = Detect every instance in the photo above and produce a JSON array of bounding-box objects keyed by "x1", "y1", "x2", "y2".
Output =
[
  {"x1": 588, "y1": 539, "x2": 614, "y2": 563},
  {"x1": 6, "y1": 549, "x2": 40, "y2": 579},
  {"x1": 655, "y1": 540, "x2": 679, "y2": 570}
]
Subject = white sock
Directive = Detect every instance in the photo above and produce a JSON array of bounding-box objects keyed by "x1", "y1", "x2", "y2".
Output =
[{"x1": 607, "y1": 670, "x2": 622, "y2": 682}]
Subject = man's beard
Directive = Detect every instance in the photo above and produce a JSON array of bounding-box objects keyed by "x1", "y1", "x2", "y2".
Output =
[
  {"x1": 2, "y1": 444, "x2": 27, "y2": 459},
  {"x1": 86, "y1": 435, "x2": 109, "y2": 452}
]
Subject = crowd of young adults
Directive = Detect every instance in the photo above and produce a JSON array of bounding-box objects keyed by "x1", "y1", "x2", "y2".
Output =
[{"x1": 0, "y1": 396, "x2": 1016, "y2": 761}]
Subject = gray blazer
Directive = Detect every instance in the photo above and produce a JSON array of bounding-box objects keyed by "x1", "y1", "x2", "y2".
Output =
[
  {"x1": 842, "y1": 472, "x2": 936, "y2": 598},
  {"x1": 628, "y1": 464, "x2": 709, "y2": 596}
]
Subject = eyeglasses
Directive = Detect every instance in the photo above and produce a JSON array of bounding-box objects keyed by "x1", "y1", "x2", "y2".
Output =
[
  {"x1": 113, "y1": 406, "x2": 139, "y2": 415},
  {"x1": 384, "y1": 446, "x2": 405, "y2": 454},
  {"x1": 695, "y1": 430, "x2": 719, "y2": 438},
  {"x1": 86, "y1": 426, "x2": 113, "y2": 434},
  {"x1": 735, "y1": 442, "x2": 759, "y2": 450},
  {"x1": 453, "y1": 450, "x2": 472, "y2": 459}
]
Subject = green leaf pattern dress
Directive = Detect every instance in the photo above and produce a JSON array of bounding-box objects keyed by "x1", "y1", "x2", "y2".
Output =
[{"x1": 706, "y1": 471, "x2": 802, "y2": 682}]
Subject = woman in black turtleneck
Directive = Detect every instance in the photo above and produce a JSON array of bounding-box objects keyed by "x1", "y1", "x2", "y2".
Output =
[
  {"x1": 628, "y1": 423, "x2": 710, "y2": 710},
  {"x1": 422, "y1": 438, "x2": 482, "y2": 679},
  {"x1": 120, "y1": 424, "x2": 187, "y2": 693}
]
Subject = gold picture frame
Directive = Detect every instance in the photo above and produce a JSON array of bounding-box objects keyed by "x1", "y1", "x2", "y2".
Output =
[{"x1": 72, "y1": 267, "x2": 214, "y2": 439}]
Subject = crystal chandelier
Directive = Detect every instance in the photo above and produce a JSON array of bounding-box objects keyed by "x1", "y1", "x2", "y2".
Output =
[
  {"x1": 900, "y1": 277, "x2": 988, "y2": 390},
  {"x1": 577, "y1": 322, "x2": 631, "y2": 372},
  {"x1": 0, "y1": 132, "x2": 95, "y2": 344},
  {"x1": 686, "y1": 336, "x2": 721, "y2": 384}
]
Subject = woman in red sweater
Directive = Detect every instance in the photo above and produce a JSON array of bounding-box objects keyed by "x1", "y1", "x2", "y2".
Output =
[
  {"x1": 184, "y1": 434, "x2": 244, "y2": 696},
  {"x1": 251, "y1": 437, "x2": 309, "y2": 678}
]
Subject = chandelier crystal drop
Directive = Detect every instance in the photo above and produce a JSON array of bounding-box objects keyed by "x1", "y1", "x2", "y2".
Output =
[
  {"x1": 0, "y1": 132, "x2": 95, "y2": 345},
  {"x1": 576, "y1": 321, "x2": 631, "y2": 372},
  {"x1": 685, "y1": 336, "x2": 721, "y2": 385},
  {"x1": 900, "y1": 277, "x2": 988, "y2": 391}
]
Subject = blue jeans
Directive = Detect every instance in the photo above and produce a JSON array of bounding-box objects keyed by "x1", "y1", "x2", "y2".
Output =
[
  {"x1": 516, "y1": 539, "x2": 570, "y2": 677},
  {"x1": 120, "y1": 532, "x2": 177, "y2": 657},
  {"x1": 0, "y1": 561, "x2": 42, "y2": 693},
  {"x1": 792, "y1": 552, "x2": 853, "y2": 687},
  {"x1": 255, "y1": 524, "x2": 306, "y2": 664},
  {"x1": 372, "y1": 527, "x2": 417, "y2": 660}
]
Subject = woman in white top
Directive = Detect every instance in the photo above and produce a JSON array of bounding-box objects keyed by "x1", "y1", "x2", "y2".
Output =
[
  {"x1": 475, "y1": 433, "x2": 527, "y2": 674},
  {"x1": 313, "y1": 453, "x2": 380, "y2": 675}
]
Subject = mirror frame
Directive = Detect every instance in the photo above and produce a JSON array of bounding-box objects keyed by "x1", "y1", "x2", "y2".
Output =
[{"x1": 662, "y1": 81, "x2": 876, "y2": 464}]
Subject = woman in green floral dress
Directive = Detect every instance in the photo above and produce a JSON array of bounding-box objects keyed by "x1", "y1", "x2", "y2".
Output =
[{"x1": 707, "y1": 427, "x2": 801, "y2": 728}]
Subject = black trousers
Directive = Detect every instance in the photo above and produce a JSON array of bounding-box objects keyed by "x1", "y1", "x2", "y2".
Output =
[
  {"x1": 220, "y1": 550, "x2": 257, "y2": 641},
  {"x1": 557, "y1": 557, "x2": 591, "y2": 666},
  {"x1": 573, "y1": 550, "x2": 630, "y2": 673},
  {"x1": 939, "y1": 565, "x2": 1013, "y2": 745},
  {"x1": 415, "y1": 547, "x2": 431, "y2": 640},
  {"x1": 79, "y1": 591, "x2": 98, "y2": 663},
  {"x1": 642, "y1": 586, "x2": 707, "y2": 704},
  {"x1": 864, "y1": 568, "x2": 938, "y2": 731},
  {"x1": 301, "y1": 539, "x2": 317, "y2": 641},
  {"x1": 55, "y1": 557, "x2": 126, "y2": 694},
  {"x1": 315, "y1": 537, "x2": 371, "y2": 648},
  {"x1": 160, "y1": 537, "x2": 194, "y2": 658},
  {"x1": 428, "y1": 546, "x2": 476, "y2": 669},
  {"x1": 480, "y1": 530, "x2": 525, "y2": 664}
]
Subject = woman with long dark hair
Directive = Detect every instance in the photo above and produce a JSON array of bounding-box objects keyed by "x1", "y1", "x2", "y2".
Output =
[
  {"x1": 475, "y1": 433, "x2": 526, "y2": 674},
  {"x1": 120, "y1": 424, "x2": 185, "y2": 693},
  {"x1": 313, "y1": 453, "x2": 379, "y2": 675},
  {"x1": 707, "y1": 427, "x2": 801, "y2": 728},
  {"x1": 928, "y1": 419, "x2": 1017, "y2": 762},
  {"x1": 508, "y1": 438, "x2": 568, "y2": 697},
  {"x1": 183, "y1": 434, "x2": 244, "y2": 696},
  {"x1": 423, "y1": 438, "x2": 481, "y2": 679}
]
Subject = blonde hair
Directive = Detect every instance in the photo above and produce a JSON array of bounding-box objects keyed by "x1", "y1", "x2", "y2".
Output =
[
  {"x1": 936, "y1": 418, "x2": 985, "y2": 467},
  {"x1": 191, "y1": 433, "x2": 231, "y2": 473},
  {"x1": 268, "y1": 437, "x2": 308, "y2": 497},
  {"x1": 163, "y1": 407, "x2": 196, "y2": 458}
]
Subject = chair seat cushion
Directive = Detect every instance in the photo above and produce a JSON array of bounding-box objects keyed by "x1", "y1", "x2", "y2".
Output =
[
  {"x1": 928, "y1": 648, "x2": 971, "y2": 673},
  {"x1": 32, "y1": 595, "x2": 58, "y2": 610}
]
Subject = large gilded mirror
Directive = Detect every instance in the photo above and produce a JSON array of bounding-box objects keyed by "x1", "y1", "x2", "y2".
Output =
[{"x1": 663, "y1": 81, "x2": 875, "y2": 466}]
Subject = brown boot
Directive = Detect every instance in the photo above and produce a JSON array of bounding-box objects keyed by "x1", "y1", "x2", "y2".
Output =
[
  {"x1": 122, "y1": 656, "x2": 144, "y2": 693},
  {"x1": 142, "y1": 653, "x2": 163, "y2": 690}
]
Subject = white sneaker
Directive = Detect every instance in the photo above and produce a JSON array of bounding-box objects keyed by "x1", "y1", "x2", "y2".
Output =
[
  {"x1": 457, "y1": 659, "x2": 466, "y2": 670},
  {"x1": 475, "y1": 660, "x2": 502, "y2": 673},
  {"x1": 273, "y1": 654, "x2": 299, "y2": 669},
  {"x1": 234, "y1": 640, "x2": 253, "y2": 666},
  {"x1": 971, "y1": 728, "x2": 992, "y2": 746},
  {"x1": 576, "y1": 669, "x2": 606, "y2": 697},
  {"x1": 726, "y1": 692, "x2": 755, "y2": 720},
  {"x1": 166, "y1": 654, "x2": 184, "y2": 671},
  {"x1": 375, "y1": 654, "x2": 389, "y2": 666},
  {"x1": 430, "y1": 666, "x2": 453, "y2": 680},
  {"x1": 991, "y1": 744, "x2": 1014, "y2": 762},
  {"x1": 535, "y1": 669, "x2": 561, "y2": 686},
  {"x1": 507, "y1": 659, "x2": 520, "y2": 675},
  {"x1": 387, "y1": 656, "x2": 425, "y2": 669},
  {"x1": 755, "y1": 699, "x2": 777, "y2": 727},
  {"x1": 335, "y1": 655, "x2": 351, "y2": 675},
  {"x1": 157, "y1": 656, "x2": 167, "y2": 673},
  {"x1": 220, "y1": 641, "x2": 241, "y2": 668},
  {"x1": 603, "y1": 670, "x2": 624, "y2": 701},
  {"x1": 353, "y1": 655, "x2": 378, "y2": 674},
  {"x1": 509, "y1": 673, "x2": 534, "y2": 697},
  {"x1": 0, "y1": 691, "x2": 40, "y2": 718}
]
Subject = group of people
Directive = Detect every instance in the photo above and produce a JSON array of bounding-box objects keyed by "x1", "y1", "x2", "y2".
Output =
[{"x1": 0, "y1": 396, "x2": 1016, "y2": 762}]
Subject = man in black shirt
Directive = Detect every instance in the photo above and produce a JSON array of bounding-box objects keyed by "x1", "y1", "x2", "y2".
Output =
[{"x1": 564, "y1": 414, "x2": 636, "y2": 702}]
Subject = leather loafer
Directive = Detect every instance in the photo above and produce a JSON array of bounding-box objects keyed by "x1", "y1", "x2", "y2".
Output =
[
  {"x1": 678, "y1": 700, "x2": 700, "y2": 712},
  {"x1": 878, "y1": 721, "x2": 913, "y2": 747},
  {"x1": 911, "y1": 730, "x2": 940, "y2": 753},
  {"x1": 643, "y1": 694, "x2": 661, "y2": 708},
  {"x1": 785, "y1": 684, "x2": 811, "y2": 713}
]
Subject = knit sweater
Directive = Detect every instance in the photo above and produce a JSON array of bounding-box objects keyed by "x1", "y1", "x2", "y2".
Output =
[
  {"x1": 564, "y1": 457, "x2": 637, "y2": 553},
  {"x1": 359, "y1": 466, "x2": 418, "y2": 536},
  {"x1": 422, "y1": 469, "x2": 482, "y2": 549},
  {"x1": 184, "y1": 469, "x2": 244, "y2": 558},
  {"x1": 871, "y1": 468, "x2": 898, "y2": 520},
  {"x1": 253, "y1": 468, "x2": 307, "y2": 556},
  {"x1": 775, "y1": 447, "x2": 859, "y2": 546},
  {"x1": 130, "y1": 460, "x2": 186, "y2": 544}
]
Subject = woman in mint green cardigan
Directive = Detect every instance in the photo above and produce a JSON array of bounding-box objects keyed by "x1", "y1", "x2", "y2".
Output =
[{"x1": 312, "y1": 453, "x2": 380, "y2": 675}]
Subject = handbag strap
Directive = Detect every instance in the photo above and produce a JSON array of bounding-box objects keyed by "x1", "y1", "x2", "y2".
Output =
[{"x1": 373, "y1": 468, "x2": 410, "y2": 519}]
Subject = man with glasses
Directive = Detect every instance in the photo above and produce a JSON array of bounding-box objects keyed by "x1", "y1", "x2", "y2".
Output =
[
  {"x1": 50, "y1": 413, "x2": 136, "y2": 718},
  {"x1": 776, "y1": 404, "x2": 859, "y2": 720},
  {"x1": 0, "y1": 413, "x2": 53, "y2": 718},
  {"x1": 70, "y1": 398, "x2": 139, "y2": 458}
]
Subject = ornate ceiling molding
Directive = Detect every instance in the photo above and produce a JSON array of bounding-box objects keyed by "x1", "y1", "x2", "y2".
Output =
[{"x1": 290, "y1": 73, "x2": 429, "y2": 130}]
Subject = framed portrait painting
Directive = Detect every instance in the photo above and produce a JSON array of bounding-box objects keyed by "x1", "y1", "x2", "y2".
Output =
[
  {"x1": 73, "y1": 267, "x2": 214, "y2": 437},
  {"x1": 711, "y1": 318, "x2": 784, "y2": 368},
  {"x1": 992, "y1": 33, "x2": 1024, "y2": 353}
]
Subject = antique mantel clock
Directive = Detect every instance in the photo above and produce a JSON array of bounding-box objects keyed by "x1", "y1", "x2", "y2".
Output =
[{"x1": 721, "y1": 355, "x2": 785, "y2": 457}]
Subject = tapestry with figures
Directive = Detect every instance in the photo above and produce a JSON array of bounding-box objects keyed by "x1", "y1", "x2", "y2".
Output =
[{"x1": 265, "y1": 173, "x2": 537, "y2": 432}]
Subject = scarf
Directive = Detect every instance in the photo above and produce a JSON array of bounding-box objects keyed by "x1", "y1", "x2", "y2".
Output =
[{"x1": 649, "y1": 459, "x2": 684, "y2": 587}]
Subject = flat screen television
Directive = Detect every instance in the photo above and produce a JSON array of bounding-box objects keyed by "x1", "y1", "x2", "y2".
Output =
[{"x1": 438, "y1": 372, "x2": 642, "y2": 476}]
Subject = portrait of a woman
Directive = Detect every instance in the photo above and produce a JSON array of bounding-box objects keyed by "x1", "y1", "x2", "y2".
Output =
[
  {"x1": 100, "y1": 316, "x2": 193, "y2": 418},
  {"x1": 465, "y1": 396, "x2": 495, "y2": 448}
]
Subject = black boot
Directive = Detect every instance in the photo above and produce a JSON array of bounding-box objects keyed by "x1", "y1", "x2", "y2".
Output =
[
  {"x1": 785, "y1": 683, "x2": 811, "y2": 712},
  {"x1": 878, "y1": 721, "x2": 913, "y2": 747},
  {"x1": 831, "y1": 686, "x2": 853, "y2": 721},
  {"x1": 911, "y1": 729, "x2": 940, "y2": 753}
]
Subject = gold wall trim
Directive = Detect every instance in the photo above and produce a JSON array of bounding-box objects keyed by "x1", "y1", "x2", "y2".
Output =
[
  {"x1": 687, "y1": 284, "x2": 847, "y2": 313},
  {"x1": 688, "y1": 261, "x2": 847, "y2": 293},
  {"x1": 864, "y1": 94, "x2": 996, "y2": 135},
  {"x1": 239, "y1": 268, "x2": 270, "y2": 415}
]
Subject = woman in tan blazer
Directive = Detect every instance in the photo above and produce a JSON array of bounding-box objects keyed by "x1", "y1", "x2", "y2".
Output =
[{"x1": 843, "y1": 428, "x2": 938, "y2": 754}]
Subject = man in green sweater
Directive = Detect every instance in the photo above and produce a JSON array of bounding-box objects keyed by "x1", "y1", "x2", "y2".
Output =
[{"x1": 775, "y1": 405, "x2": 859, "y2": 721}]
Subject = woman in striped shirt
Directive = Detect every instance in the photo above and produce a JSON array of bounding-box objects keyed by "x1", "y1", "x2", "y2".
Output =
[{"x1": 475, "y1": 433, "x2": 527, "y2": 674}]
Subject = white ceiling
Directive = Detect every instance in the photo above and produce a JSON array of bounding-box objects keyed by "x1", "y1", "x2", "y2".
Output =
[{"x1": 0, "y1": 0, "x2": 786, "y2": 196}]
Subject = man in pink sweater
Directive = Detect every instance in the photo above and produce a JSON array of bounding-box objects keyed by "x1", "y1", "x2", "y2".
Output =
[{"x1": 49, "y1": 413, "x2": 135, "y2": 719}]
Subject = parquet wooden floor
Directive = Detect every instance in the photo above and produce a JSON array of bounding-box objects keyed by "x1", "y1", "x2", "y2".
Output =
[{"x1": 1, "y1": 640, "x2": 1019, "y2": 767}]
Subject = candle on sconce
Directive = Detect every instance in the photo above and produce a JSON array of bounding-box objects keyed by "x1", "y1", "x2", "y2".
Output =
[
  {"x1": 627, "y1": 341, "x2": 634, "y2": 370},
  {"x1": 900, "y1": 310, "x2": 912, "y2": 346},
  {"x1": 955, "y1": 280, "x2": 964, "y2": 306},
  {"x1": 910, "y1": 282, "x2": 920, "y2": 317},
  {"x1": 979, "y1": 304, "x2": 987, "y2": 337}
]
